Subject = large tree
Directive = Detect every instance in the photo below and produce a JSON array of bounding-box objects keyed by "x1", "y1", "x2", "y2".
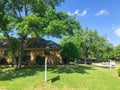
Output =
[
  {"x1": 0, "y1": 0, "x2": 80, "y2": 69},
  {"x1": 60, "y1": 27, "x2": 113, "y2": 64}
]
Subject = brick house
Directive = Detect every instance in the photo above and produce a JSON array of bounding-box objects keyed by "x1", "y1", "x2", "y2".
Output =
[{"x1": 0, "y1": 38, "x2": 62, "y2": 65}]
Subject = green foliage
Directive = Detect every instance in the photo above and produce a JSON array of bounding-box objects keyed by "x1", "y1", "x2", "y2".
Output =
[
  {"x1": 7, "y1": 37, "x2": 20, "y2": 52},
  {"x1": 117, "y1": 67, "x2": 120, "y2": 77},
  {"x1": 5, "y1": 37, "x2": 20, "y2": 64},
  {"x1": 16, "y1": 14, "x2": 45, "y2": 36},
  {"x1": 0, "y1": 0, "x2": 80, "y2": 38},
  {"x1": 0, "y1": 58, "x2": 8, "y2": 65},
  {"x1": 60, "y1": 42, "x2": 80, "y2": 64},
  {"x1": 114, "y1": 45, "x2": 120, "y2": 61},
  {"x1": 60, "y1": 28, "x2": 114, "y2": 63},
  {"x1": 0, "y1": 34, "x2": 6, "y2": 39}
]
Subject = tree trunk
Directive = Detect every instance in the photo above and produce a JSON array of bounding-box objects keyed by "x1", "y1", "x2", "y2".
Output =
[
  {"x1": 84, "y1": 58, "x2": 87, "y2": 65},
  {"x1": 84, "y1": 52, "x2": 88, "y2": 65},
  {"x1": 17, "y1": 37, "x2": 24, "y2": 69},
  {"x1": 12, "y1": 54, "x2": 17, "y2": 70}
]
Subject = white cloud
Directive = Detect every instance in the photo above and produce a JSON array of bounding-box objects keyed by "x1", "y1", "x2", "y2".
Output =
[
  {"x1": 68, "y1": 9, "x2": 80, "y2": 16},
  {"x1": 95, "y1": 9, "x2": 109, "y2": 16},
  {"x1": 114, "y1": 27, "x2": 120, "y2": 37},
  {"x1": 67, "y1": 12, "x2": 73, "y2": 16},
  {"x1": 79, "y1": 10, "x2": 87, "y2": 16},
  {"x1": 68, "y1": 9, "x2": 87, "y2": 16},
  {"x1": 74, "y1": 10, "x2": 80, "y2": 16}
]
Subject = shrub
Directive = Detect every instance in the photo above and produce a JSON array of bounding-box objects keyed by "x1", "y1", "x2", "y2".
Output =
[
  {"x1": 35, "y1": 55, "x2": 45, "y2": 65},
  {"x1": 0, "y1": 58, "x2": 8, "y2": 65},
  {"x1": 60, "y1": 42, "x2": 80, "y2": 65},
  {"x1": 117, "y1": 67, "x2": 120, "y2": 77}
]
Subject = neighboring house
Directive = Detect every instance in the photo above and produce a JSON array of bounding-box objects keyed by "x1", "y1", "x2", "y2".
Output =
[{"x1": 0, "y1": 38, "x2": 62, "y2": 65}]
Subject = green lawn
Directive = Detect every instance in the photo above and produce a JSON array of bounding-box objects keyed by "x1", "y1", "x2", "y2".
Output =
[{"x1": 0, "y1": 64, "x2": 120, "y2": 90}]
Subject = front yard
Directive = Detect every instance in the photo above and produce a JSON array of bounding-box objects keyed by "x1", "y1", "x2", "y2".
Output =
[{"x1": 0, "y1": 64, "x2": 120, "y2": 90}]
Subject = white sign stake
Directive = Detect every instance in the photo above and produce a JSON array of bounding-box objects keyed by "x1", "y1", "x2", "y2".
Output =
[{"x1": 45, "y1": 57, "x2": 47, "y2": 82}]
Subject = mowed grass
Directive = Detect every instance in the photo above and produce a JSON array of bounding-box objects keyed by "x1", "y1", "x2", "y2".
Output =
[{"x1": 0, "y1": 64, "x2": 120, "y2": 90}]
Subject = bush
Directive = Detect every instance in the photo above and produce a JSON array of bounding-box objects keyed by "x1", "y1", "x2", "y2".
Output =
[
  {"x1": 117, "y1": 68, "x2": 120, "y2": 77},
  {"x1": 0, "y1": 58, "x2": 8, "y2": 65},
  {"x1": 60, "y1": 42, "x2": 80, "y2": 65},
  {"x1": 35, "y1": 55, "x2": 45, "y2": 65}
]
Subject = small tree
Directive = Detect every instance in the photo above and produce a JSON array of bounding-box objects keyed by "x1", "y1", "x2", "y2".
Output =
[
  {"x1": 7, "y1": 37, "x2": 20, "y2": 69},
  {"x1": 60, "y1": 42, "x2": 79, "y2": 64}
]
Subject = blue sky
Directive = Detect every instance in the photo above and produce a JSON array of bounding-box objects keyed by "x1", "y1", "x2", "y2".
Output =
[{"x1": 45, "y1": 0, "x2": 120, "y2": 46}]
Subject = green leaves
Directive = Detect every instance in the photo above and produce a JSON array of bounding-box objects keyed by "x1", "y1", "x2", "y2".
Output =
[
  {"x1": 1, "y1": 0, "x2": 80, "y2": 39},
  {"x1": 60, "y1": 27, "x2": 114, "y2": 62},
  {"x1": 60, "y1": 42, "x2": 80, "y2": 63},
  {"x1": 45, "y1": 8, "x2": 58, "y2": 21},
  {"x1": 17, "y1": 14, "x2": 38, "y2": 33},
  {"x1": 7, "y1": 37, "x2": 20, "y2": 52}
]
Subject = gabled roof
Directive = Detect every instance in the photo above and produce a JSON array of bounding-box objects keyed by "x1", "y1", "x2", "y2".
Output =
[
  {"x1": 26, "y1": 38, "x2": 61, "y2": 49},
  {"x1": 0, "y1": 38, "x2": 61, "y2": 49}
]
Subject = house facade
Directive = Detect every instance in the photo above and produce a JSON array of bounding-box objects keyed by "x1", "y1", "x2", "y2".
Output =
[{"x1": 0, "y1": 38, "x2": 62, "y2": 65}]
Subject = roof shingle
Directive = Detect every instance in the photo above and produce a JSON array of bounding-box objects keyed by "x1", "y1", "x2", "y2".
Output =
[{"x1": 0, "y1": 38, "x2": 61, "y2": 49}]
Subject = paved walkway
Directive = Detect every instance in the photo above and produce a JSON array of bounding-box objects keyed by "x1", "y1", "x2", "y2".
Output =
[{"x1": 92, "y1": 63, "x2": 117, "y2": 68}]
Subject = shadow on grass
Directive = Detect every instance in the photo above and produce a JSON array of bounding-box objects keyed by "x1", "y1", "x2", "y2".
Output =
[
  {"x1": 0, "y1": 65, "x2": 95, "y2": 81},
  {"x1": 49, "y1": 65, "x2": 95, "y2": 74},
  {"x1": 0, "y1": 66, "x2": 44, "y2": 81},
  {"x1": 47, "y1": 75, "x2": 60, "y2": 83}
]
